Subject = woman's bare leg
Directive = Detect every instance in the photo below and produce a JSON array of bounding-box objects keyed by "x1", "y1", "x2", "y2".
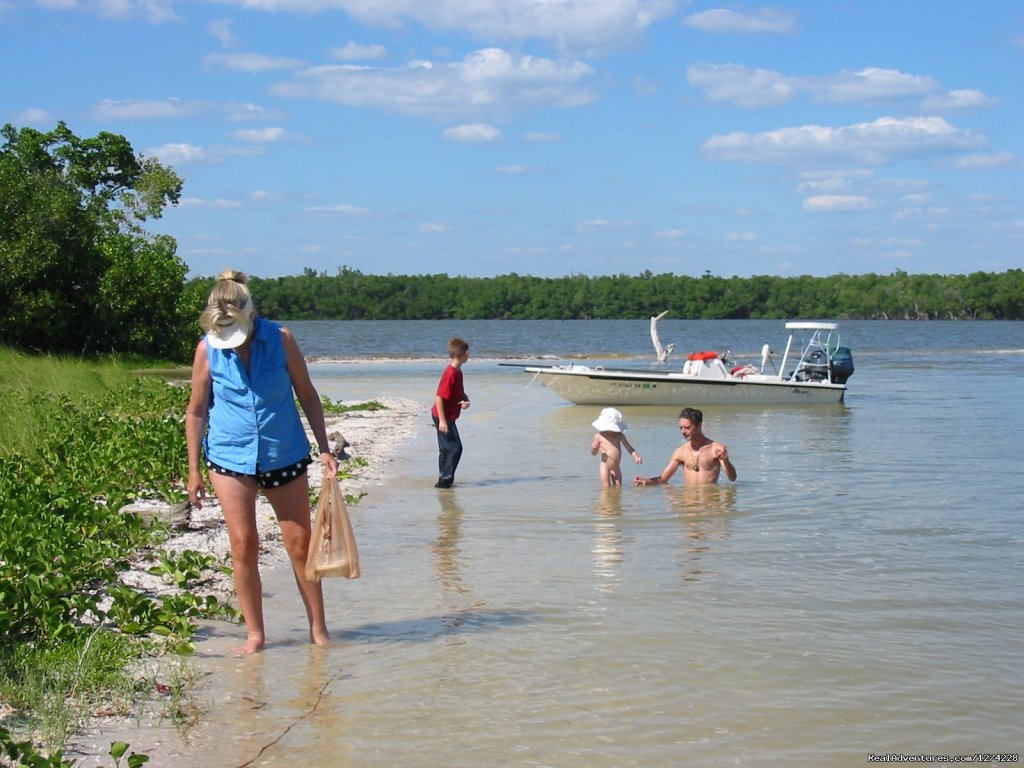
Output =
[
  {"x1": 264, "y1": 476, "x2": 330, "y2": 646},
  {"x1": 208, "y1": 472, "x2": 265, "y2": 655}
]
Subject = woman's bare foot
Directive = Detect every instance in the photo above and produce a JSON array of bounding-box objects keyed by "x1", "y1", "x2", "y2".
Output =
[
  {"x1": 311, "y1": 625, "x2": 331, "y2": 647},
  {"x1": 234, "y1": 634, "x2": 266, "y2": 656}
]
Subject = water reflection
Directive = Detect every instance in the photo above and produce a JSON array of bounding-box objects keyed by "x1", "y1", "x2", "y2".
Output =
[
  {"x1": 433, "y1": 491, "x2": 468, "y2": 594},
  {"x1": 591, "y1": 488, "x2": 626, "y2": 593},
  {"x1": 665, "y1": 484, "x2": 736, "y2": 584},
  {"x1": 194, "y1": 644, "x2": 348, "y2": 766}
]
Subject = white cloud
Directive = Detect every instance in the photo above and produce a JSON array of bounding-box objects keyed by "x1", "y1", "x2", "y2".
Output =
[
  {"x1": 179, "y1": 197, "x2": 243, "y2": 209},
  {"x1": 894, "y1": 206, "x2": 951, "y2": 221},
  {"x1": 13, "y1": 108, "x2": 52, "y2": 125},
  {"x1": 726, "y1": 231, "x2": 760, "y2": 241},
  {"x1": 32, "y1": 0, "x2": 77, "y2": 9},
  {"x1": 796, "y1": 168, "x2": 875, "y2": 194},
  {"x1": 329, "y1": 42, "x2": 387, "y2": 60},
  {"x1": 497, "y1": 164, "x2": 532, "y2": 174},
  {"x1": 802, "y1": 195, "x2": 873, "y2": 212},
  {"x1": 232, "y1": 126, "x2": 289, "y2": 142},
  {"x1": 682, "y1": 7, "x2": 797, "y2": 34},
  {"x1": 71, "y1": 0, "x2": 179, "y2": 23},
  {"x1": 524, "y1": 131, "x2": 562, "y2": 143},
  {"x1": 420, "y1": 222, "x2": 450, "y2": 233},
  {"x1": 687, "y1": 63, "x2": 796, "y2": 108},
  {"x1": 688, "y1": 63, "x2": 994, "y2": 112},
  {"x1": 901, "y1": 193, "x2": 931, "y2": 205},
  {"x1": 209, "y1": 18, "x2": 238, "y2": 49},
  {"x1": 951, "y1": 152, "x2": 1017, "y2": 170},
  {"x1": 307, "y1": 203, "x2": 370, "y2": 215},
  {"x1": 704, "y1": 116, "x2": 986, "y2": 167},
  {"x1": 32, "y1": 0, "x2": 178, "y2": 22},
  {"x1": 205, "y1": 52, "x2": 304, "y2": 73},
  {"x1": 443, "y1": 123, "x2": 503, "y2": 143},
  {"x1": 93, "y1": 97, "x2": 200, "y2": 119},
  {"x1": 575, "y1": 219, "x2": 635, "y2": 232},
  {"x1": 853, "y1": 236, "x2": 923, "y2": 248},
  {"x1": 921, "y1": 88, "x2": 996, "y2": 110},
  {"x1": 653, "y1": 228, "x2": 685, "y2": 239},
  {"x1": 272, "y1": 48, "x2": 596, "y2": 122},
  {"x1": 211, "y1": 0, "x2": 676, "y2": 52},
  {"x1": 146, "y1": 143, "x2": 208, "y2": 165},
  {"x1": 808, "y1": 67, "x2": 937, "y2": 103},
  {"x1": 92, "y1": 97, "x2": 279, "y2": 123},
  {"x1": 223, "y1": 102, "x2": 279, "y2": 122}
]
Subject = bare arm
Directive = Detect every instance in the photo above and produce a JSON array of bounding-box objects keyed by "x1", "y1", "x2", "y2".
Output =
[
  {"x1": 185, "y1": 341, "x2": 212, "y2": 507},
  {"x1": 620, "y1": 436, "x2": 643, "y2": 464},
  {"x1": 633, "y1": 448, "x2": 682, "y2": 486},
  {"x1": 715, "y1": 443, "x2": 738, "y2": 482},
  {"x1": 282, "y1": 327, "x2": 339, "y2": 478}
]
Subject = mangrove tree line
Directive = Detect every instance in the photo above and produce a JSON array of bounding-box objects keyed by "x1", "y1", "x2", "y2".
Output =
[{"x1": 187, "y1": 267, "x2": 1024, "y2": 322}]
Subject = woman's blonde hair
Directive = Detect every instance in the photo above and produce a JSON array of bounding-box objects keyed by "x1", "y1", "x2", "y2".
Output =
[{"x1": 199, "y1": 268, "x2": 253, "y2": 335}]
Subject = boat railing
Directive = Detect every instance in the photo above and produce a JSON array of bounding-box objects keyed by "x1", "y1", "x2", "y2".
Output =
[{"x1": 785, "y1": 327, "x2": 842, "y2": 384}]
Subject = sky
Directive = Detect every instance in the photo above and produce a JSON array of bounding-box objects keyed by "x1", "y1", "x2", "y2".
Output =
[{"x1": 3, "y1": 1, "x2": 1022, "y2": 280}]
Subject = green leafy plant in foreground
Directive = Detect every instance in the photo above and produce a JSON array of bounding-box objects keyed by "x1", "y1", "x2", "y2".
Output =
[
  {"x1": 0, "y1": 726, "x2": 149, "y2": 767},
  {"x1": 0, "y1": 369, "x2": 228, "y2": 757},
  {"x1": 108, "y1": 741, "x2": 150, "y2": 768}
]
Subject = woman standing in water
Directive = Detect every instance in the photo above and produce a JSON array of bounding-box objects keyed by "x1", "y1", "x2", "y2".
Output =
[{"x1": 185, "y1": 269, "x2": 339, "y2": 655}]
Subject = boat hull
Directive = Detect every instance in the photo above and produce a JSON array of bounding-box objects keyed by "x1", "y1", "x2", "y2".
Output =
[{"x1": 526, "y1": 367, "x2": 846, "y2": 406}]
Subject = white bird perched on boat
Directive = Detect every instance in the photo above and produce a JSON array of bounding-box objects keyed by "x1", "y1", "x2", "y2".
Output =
[{"x1": 650, "y1": 310, "x2": 676, "y2": 364}]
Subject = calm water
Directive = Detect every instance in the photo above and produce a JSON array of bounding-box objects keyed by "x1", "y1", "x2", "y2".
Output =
[{"x1": 164, "y1": 321, "x2": 1024, "y2": 766}]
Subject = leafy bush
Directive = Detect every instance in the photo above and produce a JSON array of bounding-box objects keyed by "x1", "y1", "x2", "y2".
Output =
[{"x1": 0, "y1": 368, "x2": 226, "y2": 757}]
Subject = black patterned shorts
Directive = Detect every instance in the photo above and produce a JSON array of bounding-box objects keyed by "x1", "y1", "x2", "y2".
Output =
[{"x1": 206, "y1": 456, "x2": 312, "y2": 489}]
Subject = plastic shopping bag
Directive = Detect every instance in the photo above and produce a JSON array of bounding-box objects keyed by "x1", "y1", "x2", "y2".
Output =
[{"x1": 304, "y1": 476, "x2": 361, "y2": 581}]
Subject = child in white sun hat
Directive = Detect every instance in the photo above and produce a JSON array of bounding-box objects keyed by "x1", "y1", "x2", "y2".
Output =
[{"x1": 590, "y1": 407, "x2": 643, "y2": 487}]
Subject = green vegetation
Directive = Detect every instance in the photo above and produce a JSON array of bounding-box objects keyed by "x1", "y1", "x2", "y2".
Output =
[
  {"x1": 1, "y1": 122, "x2": 192, "y2": 360},
  {"x1": 1, "y1": 728, "x2": 150, "y2": 767},
  {"x1": 319, "y1": 397, "x2": 387, "y2": 415},
  {"x1": 0, "y1": 351, "x2": 230, "y2": 761},
  {"x1": 205, "y1": 267, "x2": 1023, "y2": 322}
]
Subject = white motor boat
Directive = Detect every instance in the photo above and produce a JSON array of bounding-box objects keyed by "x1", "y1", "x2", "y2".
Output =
[{"x1": 511, "y1": 322, "x2": 855, "y2": 406}]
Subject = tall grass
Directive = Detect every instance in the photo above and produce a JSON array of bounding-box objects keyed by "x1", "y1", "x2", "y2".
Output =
[{"x1": 0, "y1": 348, "x2": 133, "y2": 457}]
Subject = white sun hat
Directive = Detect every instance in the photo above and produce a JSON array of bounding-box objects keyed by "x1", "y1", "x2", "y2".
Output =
[{"x1": 592, "y1": 407, "x2": 627, "y2": 432}]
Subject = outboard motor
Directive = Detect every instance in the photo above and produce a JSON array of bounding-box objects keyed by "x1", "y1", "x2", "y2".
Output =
[
  {"x1": 795, "y1": 349, "x2": 831, "y2": 382},
  {"x1": 829, "y1": 346, "x2": 855, "y2": 384}
]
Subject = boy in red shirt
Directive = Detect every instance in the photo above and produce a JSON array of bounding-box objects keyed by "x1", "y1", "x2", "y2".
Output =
[{"x1": 431, "y1": 337, "x2": 470, "y2": 488}]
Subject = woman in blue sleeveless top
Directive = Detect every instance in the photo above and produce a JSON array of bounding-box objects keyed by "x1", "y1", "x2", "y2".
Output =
[{"x1": 185, "y1": 269, "x2": 339, "y2": 655}]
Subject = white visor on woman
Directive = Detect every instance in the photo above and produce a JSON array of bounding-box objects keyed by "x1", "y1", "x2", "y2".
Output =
[{"x1": 206, "y1": 298, "x2": 254, "y2": 349}]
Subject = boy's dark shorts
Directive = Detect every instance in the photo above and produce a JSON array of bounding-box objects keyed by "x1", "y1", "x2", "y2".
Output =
[{"x1": 206, "y1": 456, "x2": 312, "y2": 489}]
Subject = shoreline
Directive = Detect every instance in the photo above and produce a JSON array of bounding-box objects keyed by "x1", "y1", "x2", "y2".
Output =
[{"x1": 66, "y1": 395, "x2": 424, "y2": 765}]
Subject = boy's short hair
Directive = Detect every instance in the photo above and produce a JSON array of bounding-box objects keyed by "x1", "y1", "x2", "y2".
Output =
[
  {"x1": 678, "y1": 406, "x2": 703, "y2": 426},
  {"x1": 448, "y1": 337, "x2": 469, "y2": 358}
]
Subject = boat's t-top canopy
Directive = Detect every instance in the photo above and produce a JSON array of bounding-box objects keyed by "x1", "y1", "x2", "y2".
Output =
[{"x1": 784, "y1": 321, "x2": 839, "y2": 331}]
